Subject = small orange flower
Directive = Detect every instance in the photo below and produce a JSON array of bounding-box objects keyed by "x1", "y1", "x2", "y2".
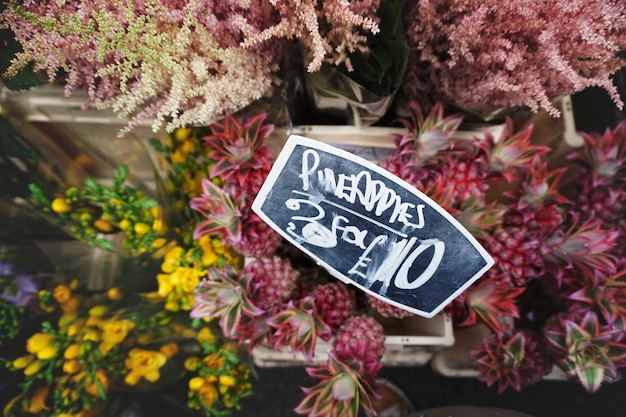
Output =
[
  {"x1": 53, "y1": 285, "x2": 72, "y2": 304},
  {"x1": 26, "y1": 385, "x2": 50, "y2": 413},
  {"x1": 159, "y1": 342, "x2": 179, "y2": 358}
]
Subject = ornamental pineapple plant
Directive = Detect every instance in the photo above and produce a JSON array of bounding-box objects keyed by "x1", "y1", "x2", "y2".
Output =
[{"x1": 383, "y1": 103, "x2": 626, "y2": 394}]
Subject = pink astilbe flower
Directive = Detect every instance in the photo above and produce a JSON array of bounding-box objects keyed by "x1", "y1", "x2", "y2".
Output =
[
  {"x1": 2, "y1": 0, "x2": 283, "y2": 136},
  {"x1": 241, "y1": 0, "x2": 381, "y2": 72},
  {"x1": 405, "y1": 0, "x2": 626, "y2": 118}
]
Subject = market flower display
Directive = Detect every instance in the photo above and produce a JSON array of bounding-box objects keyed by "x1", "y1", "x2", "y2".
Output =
[{"x1": 1, "y1": 0, "x2": 625, "y2": 416}]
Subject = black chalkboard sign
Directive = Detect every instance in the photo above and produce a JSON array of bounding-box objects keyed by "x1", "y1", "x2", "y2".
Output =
[{"x1": 252, "y1": 135, "x2": 494, "y2": 318}]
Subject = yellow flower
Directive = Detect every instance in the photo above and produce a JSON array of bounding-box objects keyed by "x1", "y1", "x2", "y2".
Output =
[
  {"x1": 124, "y1": 349, "x2": 167, "y2": 386},
  {"x1": 26, "y1": 333, "x2": 56, "y2": 354},
  {"x1": 159, "y1": 342, "x2": 179, "y2": 358},
  {"x1": 161, "y1": 246, "x2": 184, "y2": 273},
  {"x1": 51, "y1": 197, "x2": 72, "y2": 214},
  {"x1": 12, "y1": 355, "x2": 35, "y2": 369},
  {"x1": 36, "y1": 345, "x2": 59, "y2": 360},
  {"x1": 98, "y1": 319, "x2": 135, "y2": 355},
  {"x1": 53, "y1": 284, "x2": 72, "y2": 304},
  {"x1": 176, "y1": 267, "x2": 200, "y2": 293},
  {"x1": 184, "y1": 356, "x2": 200, "y2": 371},
  {"x1": 196, "y1": 327, "x2": 216, "y2": 344},
  {"x1": 82, "y1": 329, "x2": 100, "y2": 342},
  {"x1": 26, "y1": 385, "x2": 50, "y2": 413},
  {"x1": 157, "y1": 273, "x2": 175, "y2": 298},
  {"x1": 62, "y1": 359, "x2": 82, "y2": 374},
  {"x1": 84, "y1": 368, "x2": 109, "y2": 397}
]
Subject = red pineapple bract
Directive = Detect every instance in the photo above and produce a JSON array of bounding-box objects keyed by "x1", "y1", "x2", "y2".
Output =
[
  {"x1": 544, "y1": 311, "x2": 626, "y2": 392},
  {"x1": 202, "y1": 112, "x2": 275, "y2": 198},
  {"x1": 470, "y1": 328, "x2": 552, "y2": 393},
  {"x1": 267, "y1": 297, "x2": 332, "y2": 362},
  {"x1": 568, "y1": 121, "x2": 626, "y2": 227},
  {"x1": 190, "y1": 178, "x2": 282, "y2": 257},
  {"x1": 190, "y1": 265, "x2": 264, "y2": 338}
]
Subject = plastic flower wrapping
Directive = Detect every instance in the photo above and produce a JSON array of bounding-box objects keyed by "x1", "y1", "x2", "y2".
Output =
[{"x1": 0, "y1": 1, "x2": 626, "y2": 417}]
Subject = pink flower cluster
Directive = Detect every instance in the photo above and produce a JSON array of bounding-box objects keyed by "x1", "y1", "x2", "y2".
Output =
[
  {"x1": 405, "y1": 0, "x2": 626, "y2": 118},
  {"x1": 1, "y1": 0, "x2": 380, "y2": 136}
]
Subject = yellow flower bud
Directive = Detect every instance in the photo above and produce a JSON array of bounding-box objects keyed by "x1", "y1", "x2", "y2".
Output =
[
  {"x1": 88, "y1": 305, "x2": 109, "y2": 317},
  {"x1": 151, "y1": 238, "x2": 167, "y2": 249},
  {"x1": 94, "y1": 219, "x2": 114, "y2": 233},
  {"x1": 64, "y1": 343, "x2": 81, "y2": 360},
  {"x1": 107, "y1": 287, "x2": 123, "y2": 301},
  {"x1": 119, "y1": 219, "x2": 132, "y2": 230},
  {"x1": 134, "y1": 222, "x2": 151, "y2": 235},
  {"x1": 36, "y1": 345, "x2": 59, "y2": 360},
  {"x1": 174, "y1": 128, "x2": 192, "y2": 142},
  {"x1": 12, "y1": 355, "x2": 35, "y2": 369},
  {"x1": 51, "y1": 197, "x2": 72, "y2": 214},
  {"x1": 26, "y1": 333, "x2": 56, "y2": 354},
  {"x1": 152, "y1": 219, "x2": 165, "y2": 232},
  {"x1": 184, "y1": 356, "x2": 200, "y2": 371},
  {"x1": 219, "y1": 375, "x2": 236, "y2": 387},
  {"x1": 67, "y1": 321, "x2": 85, "y2": 337},
  {"x1": 24, "y1": 360, "x2": 42, "y2": 376},
  {"x1": 69, "y1": 279, "x2": 80, "y2": 290},
  {"x1": 189, "y1": 376, "x2": 205, "y2": 391}
]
